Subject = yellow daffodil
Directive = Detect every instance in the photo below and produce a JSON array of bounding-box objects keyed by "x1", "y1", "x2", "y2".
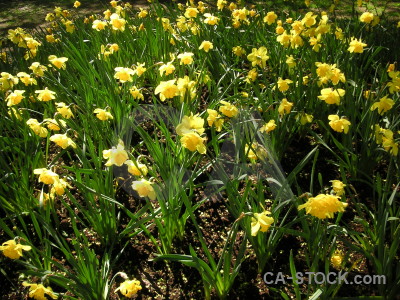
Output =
[
  {"x1": 359, "y1": 12, "x2": 374, "y2": 24},
  {"x1": 330, "y1": 180, "x2": 346, "y2": 196},
  {"x1": 207, "y1": 109, "x2": 224, "y2": 131},
  {"x1": 155, "y1": 79, "x2": 179, "y2": 101},
  {"x1": 48, "y1": 55, "x2": 68, "y2": 69},
  {"x1": 131, "y1": 179, "x2": 156, "y2": 200},
  {"x1": 109, "y1": 13, "x2": 126, "y2": 31},
  {"x1": 92, "y1": 20, "x2": 108, "y2": 31},
  {"x1": 129, "y1": 86, "x2": 144, "y2": 100},
  {"x1": 298, "y1": 194, "x2": 348, "y2": 219},
  {"x1": 278, "y1": 98, "x2": 293, "y2": 116},
  {"x1": 125, "y1": 160, "x2": 148, "y2": 176},
  {"x1": 0, "y1": 240, "x2": 31, "y2": 259},
  {"x1": 199, "y1": 40, "x2": 213, "y2": 52},
  {"x1": 56, "y1": 102, "x2": 74, "y2": 119},
  {"x1": 370, "y1": 95, "x2": 394, "y2": 115},
  {"x1": 177, "y1": 52, "x2": 194, "y2": 65},
  {"x1": 251, "y1": 211, "x2": 274, "y2": 236},
  {"x1": 331, "y1": 249, "x2": 344, "y2": 269},
  {"x1": 219, "y1": 100, "x2": 238, "y2": 117},
  {"x1": 264, "y1": 11, "x2": 277, "y2": 25},
  {"x1": 29, "y1": 62, "x2": 47, "y2": 77},
  {"x1": 259, "y1": 120, "x2": 277, "y2": 133},
  {"x1": 328, "y1": 115, "x2": 351, "y2": 133},
  {"x1": 35, "y1": 88, "x2": 56, "y2": 101},
  {"x1": 277, "y1": 78, "x2": 293, "y2": 92},
  {"x1": 348, "y1": 37, "x2": 367, "y2": 53},
  {"x1": 34, "y1": 168, "x2": 59, "y2": 185},
  {"x1": 247, "y1": 47, "x2": 269, "y2": 68},
  {"x1": 27, "y1": 119, "x2": 48, "y2": 138},
  {"x1": 176, "y1": 113, "x2": 205, "y2": 136},
  {"x1": 114, "y1": 67, "x2": 135, "y2": 83},
  {"x1": 50, "y1": 133, "x2": 77, "y2": 149},
  {"x1": 5, "y1": 90, "x2": 25, "y2": 106},
  {"x1": 181, "y1": 132, "x2": 207, "y2": 154},
  {"x1": 103, "y1": 140, "x2": 129, "y2": 167},
  {"x1": 318, "y1": 88, "x2": 345, "y2": 105},
  {"x1": 22, "y1": 282, "x2": 57, "y2": 300}
]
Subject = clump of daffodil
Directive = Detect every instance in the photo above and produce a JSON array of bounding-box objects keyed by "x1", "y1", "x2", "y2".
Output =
[
  {"x1": 298, "y1": 194, "x2": 348, "y2": 219},
  {"x1": 251, "y1": 210, "x2": 274, "y2": 236},
  {"x1": 0, "y1": 239, "x2": 31, "y2": 259},
  {"x1": 176, "y1": 113, "x2": 207, "y2": 154},
  {"x1": 26, "y1": 119, "x2": 48, "y2": 138},
  {"x1": 103, "y1": 140, "x2": 129, "y2": 167},
  {"x1": 17, "y1": 72, "x2": 37, "y2": 86},
  {"x1": 206, "y1": 109, "x2": 224, "y2": 132}
]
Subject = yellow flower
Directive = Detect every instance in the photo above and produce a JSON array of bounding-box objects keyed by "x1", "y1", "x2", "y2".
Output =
[
  {"x1": 245, "y1": 142, "x2": 267, "y2": 160},
  {"x1": 348, "y1": 37, "x2": 367, "y2": 53},
  {"x1": 0, "y1": 240, "x2": 31, "y2": 259},
  {"x1": 359, "y1": 12, "x2": 374, "y2": 24},
  {"x1": 177, "y1": 52, "x2": 194, "y2": 65},
  {"x1": 286, "y1": 55, "x2": 296, "y2": 68},
  {"x1": 27, "y1": 119, "x2": 48, "y2": 138},
  {"x1": 331, "y1": 249, "x2": 344, "y2": 269},
  {"x1": 0, "y1": 72, "x2": 19, "y2": 91},
  {"x1": 93, "y1": 108, "x2": 113, "y2": 121},
  {"x1": 50, "y1": 133, "x2": 77, "y2": 149},
  {"x1": 56, "y1": 102, "x2": 74, "y2": 119},
  {"x1": 298, "y1": 194, "x2": 348, "y2": 219},
  {"x1": 48, "y1": 55, "x2": 68, "y2": 69},
  {"x1": 247, "y1": 47, "x2": 269, "y2": 68},
  {"x1": 129, "y1": 86, "x2": 144, "y2": 100},
  {"x1": 51, "y1": 178, "x2": 69, "y2": 196},
  {"x1": 159, "y1": 62, "x2": 175, "y2": 76},
  {"x1": 29, "y1": 62, "x2": 47, "y2": 77},
  {"x1": 219, "y1": 100, "x2": 238, "y2": 118},
  {"x1": 203, "y1": 13, "x2": 219, "y2": 25},
  {"x1": 176, "y1": 113, "x2": 205, "y2": 136},
  {"x1": 34, "y1": 168, "x2": 59, "y2": 185},
  {"x1": 109, "y1": 13, "x2": 126, "y2": 31},
  {"x1": 5, "y1": 90, "x2": 25, "y2": 106},
  {"x1": 43, "y1": 118, "x2": 65, "y2": 131},
  {"x1": 138, "y1": 8, "x2": 148, "y2": 18},
  {"x1": 35, "y1": 88, "x2": 56, "y2": 101},
  {"x1": 131, "y1": 179, "x2": 156, "y2": 200},
  {"x1": 387, "y1": 71, "x2": 400, "y2": 93},
  {"x1": 22, "y1": 282, "x2": 57, "y2": 300},
  {"x1": 330, "y1": 180, "x2": 346, "y2": 196},
  {"x1": 370, "y1": 95, "x2": 394, "y2": 115},
  {"x1": 115, "y1": 279, "x2": 142, "y2": 298},
  {"x1": 185, "y1": 7, "x2": 198, "y2": 18},
  {"x1": 381, "y1": 129, "x2": 398, "y2": 156},
  {"x1": 318, "y1": 88, "x2": 345, "y2": 105},
  {"x1": 278, "y1": 98, "x2": 293, "y2": 116},
  {"x1": 114, "y1": 67, "x2": 135, "y2": 83},
  {"x1": 134, "y1": 63, "x2": 146, "y2": 77},
  {"x1": 181, "y1": 132, "x2": 207, "y2": 154},
  {"x1": 302, "y1": 12, "x2": 317, "y2": 27},
  {"x1": 232, "y1": 46, "x2": 246, "y2": 57},
  {"x1": 297, "y1": 112, "x2": 314, "y2": 125},
  {"x1": 277, "y1": 78, "x2": 293, "y2": 92},
  {"x1": 251, "y1": 211, "x2": 274, "y2": 236},
  {"x1": 245, "y1": 68, "x2": 258, "y2": 83},
  {"x1": 199, "y1": 40, "x2": 213, "y2": 52},
  {"x1": 103, "y1": 140, "x2": 129, "y2": 167},
  {"x1": 73, "y1": 1, "x2": 81, "y2": 8},
  {"x1": 17, "y1": 72, "x2": 37, "y2": 86},
  {"x1": 155, "y1": 79, "x2": 179, "y2": 101},
  {"x1": 92, "y1": 20, "x2": 108, "y2": 31},
  {"x1": 259, "y1": 120, "x2": 277, "y2": 133},
  {"x1": 207, "y1": 109, "x2": 224, "y2": 132},
  {"x1": 125, "y1": 160, "x2": 148, "y2": 176},
  {"x1": 328, "y1": 115, "x2": 351, "y2": 134},
  {"x1": 264, "y1": 11, "x2": 277, "y2": 25}
]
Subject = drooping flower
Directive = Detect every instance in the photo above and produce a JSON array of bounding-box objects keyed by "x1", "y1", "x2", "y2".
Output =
[
  {"x1": 207, "y1": 109, "x2": 224, "y2": 132},
  {"x1": 134, "y1": 63, "x2": 146, "y2": 77},
  {"x1": 114, "y1": 67, "x2": 135, "y2": 83},
  {"x1": 0, "y1": 240, "x2": 31, "y2": 259},
  {"x1": 199, "y1": 41, "x2": 213, "y2": 52},
  {"x1": 348, "y1": 37, "x2": 367, "y2": 53},
  {"x1": 245, "y1": 142, "x2": 267, "y2": 160},
  {"x1": 29, "y1": 62, "x2": 47, "y2": 77},
  {"x1": 109, "y1": 13, "x2": 126, "y2": 31},
  {"x1": 177, "y1": 52, "x2": 194, "y2": 65},
  {"x1": 115, "y1": 279, "x2": 142, "y2": 298},
  {"x1": 181, "y1": 132, "x2": 207, "y2": 154},
  {"x1": 278, "y1": 98, "x2": 293, "y2": 116},
  {"x1": 251, "y1": 211, "x2": 274, "y2": 236},
  {"x1": 203, "y1": 13, "x2": 219, "y2": 25},
  {"x1": 33, "y1": 168, "x2": 59, "y2": 185},
  {"x1": 263, "y1": 11, "x2": 277, "y2": 25},
  {"x1": 17, "y1": 72, "x2": 37, "y2": 86},
  {"x1": 131, "y1": 179, "x2": 156, "y2": 200},
  {"x1": 330, "y1": 180, "x2": 346, "y2": 196},
  {"x1": 219, "y1": 100, "x2": 238, "y2": 117},
  {"x1": 297, "y1": 112, "x2": 314, "y2": 125},
  {"x1": 129, "y1": 86, "x2": 144, "y2": 100},
  {"x1": 35, "y1": 88, "x2": 56, "y2": 102},
  {"x1": 176, "y1": 113, "x2": 205, "y2": 136},
  {"x1": 5, "y1": 90, "x2": 25, "y2": 106},
  {"x1": 94, "y1": 108, "x2": 113, "y2": 121},
  {"x1": 318, "y1": 88, "x2": 345, "y2": 105},
  {"x1": 50, "y1": 133, "x2": 77, "y2": 149},
  {"x1": 259, "y1": 120, "x2": 277, "y2": 133},
  {"x1": 56, "y1": 102, "x2": 74, "y2": 119},
  {"x1": 92, "y1": 20, "x2": 108, "y2": 31},
  {"x1": 330, "y1": 249, "x2": 344, "y2": 269},
  {"x1": 370, "y1": 95, "x2": 394, "y2": 115},
  {"x1": 22, "y1": 282, "x2": 57, "y2": 300},
  {"x1": 125, "y1": 160, "x2": 148, "y2": 176},
  {"x1": 48, "y1": 55, "x2": 68, "y2": 69},
  {"x1": 277, "y1": 78, "x2": 293, "y2": 92},
  {"x1": 328, "y1": 115, "x2": 351, "y2": 133},
  {"x1": 155, "y1": 79, "x2": 179, "y2": 101},
  {"x1": 103, "y1": 140, "x2": 129, "y2": 167},
  {"x1": 298, "y1": 194, "x2": 348, "y2": 219},
  {"x1": 27, "y1": 119, "x2": 48, "y2": 138},
  {"x1": 359, "y1": 12, "x2": 374, "y2": 24},
  {"x1": 159, "y1": 62, "x2": 175, "y2": 76},
  {"x1": 247, "y1": 47, "x2": 269, "y2": 68}
]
